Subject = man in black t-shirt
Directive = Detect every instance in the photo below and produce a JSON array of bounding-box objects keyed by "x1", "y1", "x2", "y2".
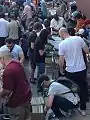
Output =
[
  {"x1": 29, "y1": 22, "x2": 42, "y2": 84},
  {"x1": 35, "y1": 28, "x2": 50, "y2": 78},
  {"x1": 35, "y1": 38, "x2": 45, "y2": 68},
  {"x1": 35, "y1": 30, "x2": 48, "y2": 91}
]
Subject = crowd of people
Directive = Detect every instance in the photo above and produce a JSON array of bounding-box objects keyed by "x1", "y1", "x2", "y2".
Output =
[{"x1": 0, "y1": 0, "x2": 90, "y2": 120}]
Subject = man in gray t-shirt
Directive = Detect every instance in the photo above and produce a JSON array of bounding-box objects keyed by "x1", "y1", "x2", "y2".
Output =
[
  {"x1": 48, "y1": 82, "x2": 79, "y2": 105},
  {"x1": 38, "y1": 75, "x2": 79, "y2": 118}
]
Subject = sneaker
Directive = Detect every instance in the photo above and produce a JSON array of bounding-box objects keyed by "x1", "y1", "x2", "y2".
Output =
[{"x1": 78, "y1": 108, "x2": 86, "y2": 116}]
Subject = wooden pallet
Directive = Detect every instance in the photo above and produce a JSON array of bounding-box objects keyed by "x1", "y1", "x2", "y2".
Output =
[
  {"x1": 32, "y1": 105, "x2": 44, "y2": 113},
  {"x1": 31, "y1": 97, "x2": 45, "y2": 113},
  {"x1": 31, "y1": 97, "x2": 44, "y2": 106}
]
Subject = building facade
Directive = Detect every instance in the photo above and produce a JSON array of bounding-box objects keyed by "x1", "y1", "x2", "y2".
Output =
[{"x1": 76, "y1": 0, "x2": 90, "y2": 18}]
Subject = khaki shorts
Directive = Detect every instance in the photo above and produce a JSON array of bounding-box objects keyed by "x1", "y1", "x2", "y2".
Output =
[{"x1": 8, "y1": 102, "x2": 31, "y2": 120}]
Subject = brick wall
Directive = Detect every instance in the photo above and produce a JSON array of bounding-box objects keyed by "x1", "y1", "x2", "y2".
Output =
[{"x1": 76, "y1": 0, "x2": 90, "y2": 18}]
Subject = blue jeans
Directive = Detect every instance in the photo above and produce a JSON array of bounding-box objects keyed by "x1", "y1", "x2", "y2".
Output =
[
  {"x1": 37, "y1": 63, "x2": 45, "y2": 78},
  {"x1": 37, "y1": 63, "x2": 45, "y2": 89}
]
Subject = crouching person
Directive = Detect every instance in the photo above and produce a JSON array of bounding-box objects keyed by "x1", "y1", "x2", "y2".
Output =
[
  {"x1": 0, "y1": 50, "x2": 32, "y2": 120},
  {"x1": 38, "y1": 75, "x2": 80, "y2": 119}
]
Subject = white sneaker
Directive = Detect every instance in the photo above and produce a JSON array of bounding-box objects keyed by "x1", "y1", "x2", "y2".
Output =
[{"x1": 78, "y1": 108, "x2": 86, "y2": 116}]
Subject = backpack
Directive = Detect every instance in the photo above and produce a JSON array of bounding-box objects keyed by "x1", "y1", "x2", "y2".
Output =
[{"x1": 57, "y1": 77, "x2": 79, "y2": 95}]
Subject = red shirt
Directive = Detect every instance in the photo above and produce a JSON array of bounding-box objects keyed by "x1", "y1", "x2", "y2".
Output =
[
  {"x1": 3, "y1": 61, "x2": 32, "y2": 108},
  {"x1": 76, "y1": 18, "x2": 85, "y2": 32}
]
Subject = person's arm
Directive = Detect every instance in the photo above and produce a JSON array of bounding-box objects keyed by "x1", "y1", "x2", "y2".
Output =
[
  {"x1": 58, "y1": 43, "x2": 65, "y2": 74},
  {"x1": 45, "y1": 83, "x2": 56, "y2": 112},
  {"x1": 38, "y1": 41, "x2": 45, "y2": 56},
  {"x1": 18, "y1": 47, "x2": 25, "y2": 64},
  {"x1": 19, "y1": 53, "x2": 24, "y2": 64},
  {"x1": 80, "y1": 37, "x2": 89, "y2": 54},
  {"x1": 59, "y1": 55, "x2": 65, "y2": 75},
  {"x1": 0, "y1": 89, "x2": 12, "y2": 98},
  {"x1": 76, "y1": 20, "x2": 80, "y2": 32},
  {"x1": 45, "y1": 95, "x2": 54, "y2": 111},
  {"x1": 7, "y1": 22, "x2": 10, "y2": 34},
  {"x1": 31, "y1": 42, "x2": 35, "y2": 50},
  {"x1": 51, "y1": 27, "x2": 58, "y2": 32},
  {"x1": 83, "y1": 45, "x2": 89, "y2": 54}
]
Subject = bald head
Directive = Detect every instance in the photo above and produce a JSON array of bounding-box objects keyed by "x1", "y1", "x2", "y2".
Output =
[
  {"x1": 0, "y1": 50, "x2": 13, "y2": 66},
  {"x1": 59, "y1": 27, "x2": 70, "y2": 39},
  {"x1": 59, "y1": 27, "x2": 68, "y2": 34}
]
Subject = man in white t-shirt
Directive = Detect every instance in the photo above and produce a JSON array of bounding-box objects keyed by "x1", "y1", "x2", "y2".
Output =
[
  {"x1": 59, "y1": 27, "x2": 89, "y2": 116},
  {"x1": 0, "y1": 38, "x2": 24, "y2": 64},
  {"x1": 50, "y1": 14, "x2": 66, "y2": 35},
  {"x1": 38, "y1": 75, "x2": 79, "y2": 118},
  {"x1": 0, "y1": 13, "x2": 9, "y2": 47}
]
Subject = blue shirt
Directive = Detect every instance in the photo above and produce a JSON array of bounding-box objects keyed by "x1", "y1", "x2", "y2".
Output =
[{"x1": 0, "y1": 44, "x2": 23, "y2": 60}]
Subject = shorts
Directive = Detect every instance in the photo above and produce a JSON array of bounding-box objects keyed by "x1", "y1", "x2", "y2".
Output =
[{"x1": 8, "y1": 102, "x2": 31, "y2": 120}]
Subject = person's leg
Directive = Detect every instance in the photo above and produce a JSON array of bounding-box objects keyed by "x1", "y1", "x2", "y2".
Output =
[
  {"x1": 51, "y1": 96, "x2": 75, "y2": 118},
  {"x1": 23, "y1": 102, "x2": 31, "y2": 120},
  {"x1": 37, "y1": 63, "x2": 40, "y2": 79},
  {"x1": 77, "y1": 70, "x2": 88, "y2": 110},
  {"x1": 29, "y1": 51, "x2": 36, "y2": 83},
  {"x1": 29, "y1": 60, "x2": 36, "y2": 83},
  {"x1": 39, "y1": 63, "x2": 45, "y2": 75},
  {"x1": 66, "y1": 70, "x2": 88, "y2": 110},
  {"x1": 37, "y1": 63, "x2": 45, "y2": 78},
  {"x1": 37, "y1": 63, "x2": 45, "y2": 91},
  {"x1": 24, "y1": 51, "x2": 28, "y2": 60}
]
